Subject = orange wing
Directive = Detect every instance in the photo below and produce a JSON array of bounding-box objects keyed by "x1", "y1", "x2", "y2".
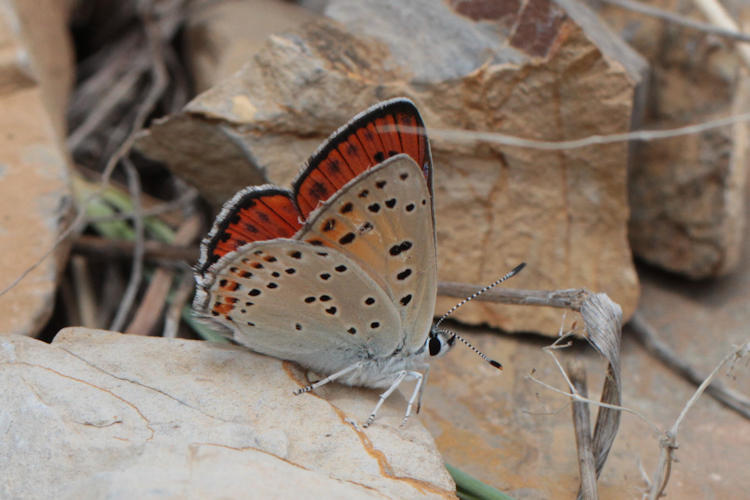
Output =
[
  {"x1": 292, "y1": 99, "x2": 432, "y2": 218},
  {"x1": 198, "y1": 187, "x2": 302, "y2": 273}
]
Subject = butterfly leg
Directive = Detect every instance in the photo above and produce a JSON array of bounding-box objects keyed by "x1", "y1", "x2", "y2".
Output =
[
  {"x1": 293, "y1": 361, "x2": 363, "y2": 395},
  {"x1": 364, "y1": 370, "x2": 408, "y2": 428},
  {"x1": 415, "y1": 364, "x2": 430, "y2": 414},
  {"x1": 401, "y1": 371, "x2": 425, "y2": 427}
]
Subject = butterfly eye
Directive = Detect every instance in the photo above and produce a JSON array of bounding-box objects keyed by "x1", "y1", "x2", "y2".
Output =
[{"x1": 428, "y1": 336, "x2": 441, "y2": 356}]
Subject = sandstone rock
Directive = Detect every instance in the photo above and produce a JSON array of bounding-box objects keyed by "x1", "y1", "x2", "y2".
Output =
[
  {"x1": 137, "y1": 0, "x2": 646, "y2": 335},
  {"x1": 184, "y1": 0, "x2": 317, "y2": 93},
  {"x1": 0, "y1": 328, "x2": 454, "y2": 498},
  {"x1": 419, "y1": 165, "x2": 750, "y2": 498},
  {"x1": 0, "y1": 0, "x2": 74, "y2": 336},
  {"x1": 595, "y1": 0, "x2": 750, "y2": 278}
]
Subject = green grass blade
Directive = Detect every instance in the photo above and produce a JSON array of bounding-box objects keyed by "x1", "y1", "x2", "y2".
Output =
[{"x1": 446, "y1": 463, "x2": 515, "y2": 500}]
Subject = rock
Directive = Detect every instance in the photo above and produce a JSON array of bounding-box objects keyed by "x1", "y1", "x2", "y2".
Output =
[
  {"x1": 594, "y1": 0, "x2": 750, "y2": 278},
  {"x1": 137, "y1": 0, "x2": 646, "y2": 335},
  {"x1": 184, "y1": 0, "x2": 317, "y2": 93},
  {"x1": 0, "y1": 0, "x2": 74, "y2": 336},
  {"x1": 419, "y1": 162, "x2": 750, "y2": 498},
  {"x1": 0, "y1": 328, "x2": 454, "y2": 498}
]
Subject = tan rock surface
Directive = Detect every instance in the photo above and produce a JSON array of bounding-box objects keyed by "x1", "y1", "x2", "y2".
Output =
[
  {"x1": 0, "y1": 328, "x2": 455, "y2": 499},
  {"x1": 138, "y1": 0, "x2": 645, "y2": 336},
  {"x1": 595, "y1": 0, "x2": 750, "y2": 278},
  {"x1": 185, "y1": 0, "x2": 317, "y2": 93},
  {"x1": 0, "y1": 1, "x2": 74, "y2": 336},
  {"x1": 418, "y1": 167, "x2": 750, "y2": 498}
]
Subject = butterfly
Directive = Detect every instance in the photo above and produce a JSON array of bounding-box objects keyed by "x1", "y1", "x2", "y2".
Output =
[{"x1": 193, "y1": 98, "x2": 517, "y2": 427}]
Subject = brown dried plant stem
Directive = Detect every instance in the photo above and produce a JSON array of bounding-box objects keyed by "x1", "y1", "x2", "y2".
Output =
[
  {"x1": 125, "y1": 214, "x2": 202, "y2": 335},
  {"x1": 629, "y1": 313, "x2": 750, "y2": 419},
  {"x1": 567, "y1": 359, "x2": 598, "y2": 500},
  {"x1": 646, "y1": 341, "x2": 750, "y2": 499},
  {"x1": 598, "y1": 0, "x2": 750, "y2": 44}
]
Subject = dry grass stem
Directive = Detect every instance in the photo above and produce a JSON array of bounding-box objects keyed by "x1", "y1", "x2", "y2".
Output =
[
  {"x1": 109, "y1": 158, "x2": 145, "y2": 331},
  {"x1": 645, "y1": 341, "x2": 750, "y2": 499},
  {"x1": 629, "y1": 313, "x2": 750, "y2": 419},
  {"x1": 125, "y1": 215, "x2": 202, "y2": 335},
  {"x1": 567, "y1": 359, "x2": 598, "y2": 500},
  {"x1": 427, "y1": 112, "x2": 750, "y2": 152},
  {"x1": 163, "y1": 272, "x2": 195, "y2": 338},
  {"x1": 598, "y1": 0, "x2": 750, "y2": 43}
]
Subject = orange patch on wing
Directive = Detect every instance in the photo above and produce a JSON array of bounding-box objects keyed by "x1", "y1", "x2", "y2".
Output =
[
  {"x1": 209, "y1": 192, "x2": 301, "y2": 264},
  {"x1": 213, "y1": 302, "x2": 234, "y2": 315},
  {"x1": 294, "y1": 100, "x2": 431, "y2": 218}
]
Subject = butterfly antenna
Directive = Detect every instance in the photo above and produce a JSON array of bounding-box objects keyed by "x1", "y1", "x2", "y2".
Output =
[
  {"x1": 435, "y1": 262, "x2": 526, "y2": 330},
  {"x1": 442, "y1": 327, "x2": 503, "y2": 370}
]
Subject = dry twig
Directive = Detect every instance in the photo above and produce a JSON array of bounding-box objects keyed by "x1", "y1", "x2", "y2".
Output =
[
  {"x1": 109, "y1": 158, "x2": 145, "y2": 331},
  {"x1": 645, "y1": 341, "x2": 750, "y2": 499},
  {"x1": 629, "y1": 312, "x2": 750, "y2": 419},
  {"x1": 567, "y1": 359, "x2": 598, "y2": 500},
  {"x1": 597, "y1": 0, "x2": 750, "y2": 44}
]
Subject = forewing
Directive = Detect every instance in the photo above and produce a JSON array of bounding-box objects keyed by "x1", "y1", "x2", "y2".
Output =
[
  {"x1": 295, "y1": 155, "x2": 437, "y2": 352},
  {"x1": 197, "y1": 186, "x2": 302, "y2": 274},
  {"x1": 194, "y1": 239, "x2": 403, "y2": 373},
  {"x1": 293, "y1": 98, "x2": 432, "y2": 217}
]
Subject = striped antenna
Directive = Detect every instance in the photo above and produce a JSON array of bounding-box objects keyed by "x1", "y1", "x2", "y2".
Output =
[
  {"x1": 441, "y1": 327, "x2": 503, "y2": 370},
  {"x1": 435, "y1": 262, "x2": 526, "y2": 330}
]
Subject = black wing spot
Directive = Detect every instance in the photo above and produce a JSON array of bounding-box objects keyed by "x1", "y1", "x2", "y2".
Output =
[
  {"x1": 376, "y1": 180, "x2": 387, "y2": 189},
  {"x1": 367, "y1": 203, "x2": 381, "y2": 213},
  {"x1": 364, "y1": 297, "x2": 375, "y2": 306},
  {"x1": 400, "y1": 172, "x2": 409, "y2": 180},
  {"x1": 389, "y1": 241, "x2": 413, "y2": 256},
  {"x1": 320, "y1": 273, "x2": 331, "y2": 280},
  {"x1": 359, "y1": 221, "x2": 373, "y2": 234},
  {"x1": 374, "y1": 151, "x2": 385, "y2": 162},
  {"x1": 219, "y1": 279, "x2": 227, "y2": 287},
  {"x1": 309, "y1": 181, "x2": 329, "y2": 199},
  {"x1": 347, "y1": 327, "x2": 357, "y2": 335},
  {"x1": 245, "y1": 301, "x2": 254, "y2": 307},
  {"x1": 271, "y1": 271, "x2": 280, "y2": 278},
  {"x1": 370, "y1": 321, "x2": 381, "y2": 329},
  {"x1": 340, "y1": 202, "x2": 353, "y2": 214},
  {"x1": 422, "y1": 199, "x2": 427, "y2": 205},
  {"x1": 339, "y1": 233, "x2": 355, "y2": 245},
  {"x1": 254, "y1": 250, "x2": 263, "y2": 255},
  {"x1": 267, "y1": 282, "x2": 278, "y2": 289},
  {"x1": 305, "y1": 296, "x2": 316, "y2": 303},
  {"x1": 385, "y1": 198, "x2": 396, "y2": 208},
  {"x1": 322, "y1": 219, "x2": 336, "y2": 232},
  {"x1": 359, "y1": 189, "x2": 369, "y2": 198},
  {"x1": 285, "y1": 268, "x2": 296, "y2": 274},
  {"x1": 405, "y1": 203, "x2": 416, "y2": 212},
  {"x1": 316, "y1": 251, "x2": 329, "y2": 257},
  {"x1": 263, "y1": 255, "x2": 277, "y2": 262},
  {"x1": 325, "y1": 306, "x2": 337, "y2": 315},
  {"x1": 248, "y1": 289, "x2": 261, "y2": 296},
  {"x1": 320, "y1": 295, "x2": 331, "y2": 301},
  {"x1": 308, "y1": 239, "x2": 324, "y2": 246},
  {"x1": 251, "y1": 262, "x2": 263, "y2": 269},
  {"x1": 290, "y1": 251, "x2": 302, "y2": 259},
  {"x1": 335, "y1": 265, "x2": 347, "y2": 272},
  {"x1": 295, "y1": 323, "x2": 303, "y2": 331},
  {"x1": 400, "y1": 294, "x2": 412, "y2": 306},
  {"x1": 247, "y1": 321, "x2": 256, "y2": 327},
  {"x1": 397, "y1": 269, "x2": 412, "y2": 280},
  {"x1": 240, "y1": 270, "x2": 253, "y2": 278}
]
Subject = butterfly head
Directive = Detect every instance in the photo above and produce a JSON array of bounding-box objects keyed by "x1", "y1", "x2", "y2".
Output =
[{"x1": 426, "y1": 326, "x2": 457, "y2": 358}]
